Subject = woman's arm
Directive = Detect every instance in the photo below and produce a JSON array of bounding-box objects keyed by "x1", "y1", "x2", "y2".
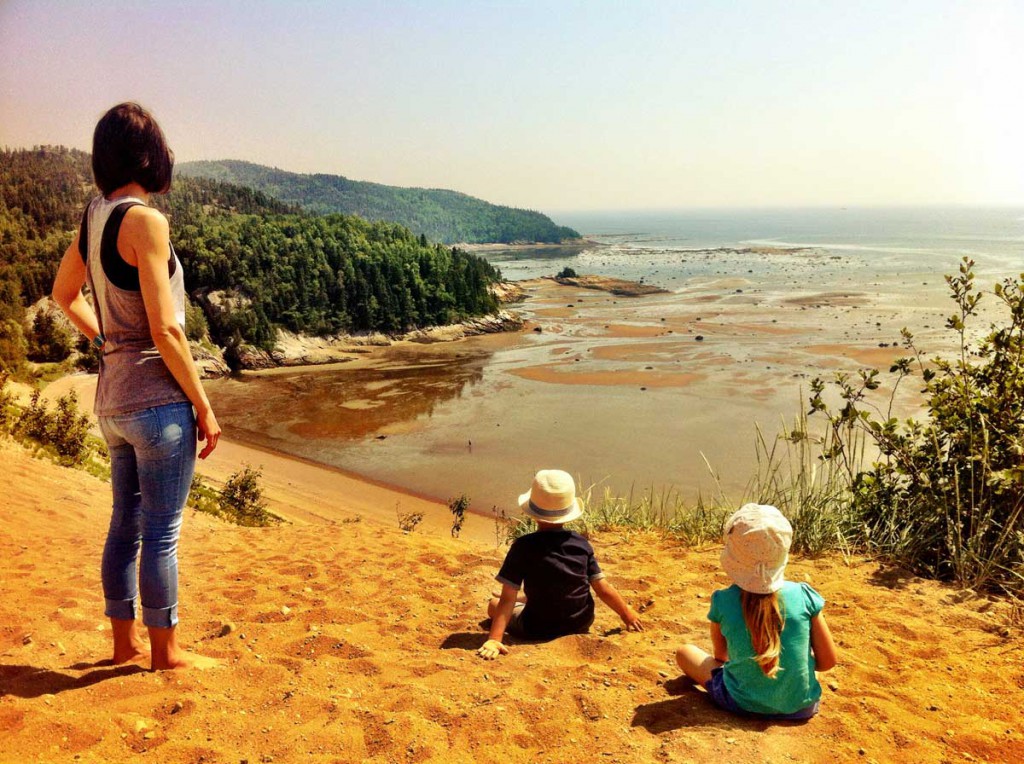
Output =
[
  {"x1": 810, "y1": 613, "x2": 838, "y2": 671},
  {"x1": 52, "y1": 232, "x2": 103, "y2": 344},
  {"x1": 124, "y1": 207, "x2": 221, "y2": 459},
  {"x1": 710, "y1": 621, "x2": 728, "y2": 663},
  {"x1": 591, "y1": 578, "x2": 643, "y2": 631}
]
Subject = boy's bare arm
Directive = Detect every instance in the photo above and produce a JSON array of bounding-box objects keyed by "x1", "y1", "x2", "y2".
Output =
[
  {"x1": 478, "y1": 583, "x2": 518, "y2": 659},
  {"x1": 591, "y1": 578, "x2": 643, "y2": 631}
]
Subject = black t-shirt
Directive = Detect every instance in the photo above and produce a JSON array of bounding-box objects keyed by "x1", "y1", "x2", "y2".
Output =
[{"x1": 496, "y1": 529, "x2": 604, "y2": 639}]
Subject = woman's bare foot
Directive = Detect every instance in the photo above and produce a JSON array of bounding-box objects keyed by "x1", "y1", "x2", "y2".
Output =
[
  {"x1": 112, "y1": 643, "x2": 150, "y2": 665},
  {"x1": 151, "y1": 650, "x2": 220, "y2": 671},
  {"x1": 110, "y1": 617, "x2": 150, "y2": 664},
  {"x1": 147, "y1": 624, "x2": 220, "y2": 671}
]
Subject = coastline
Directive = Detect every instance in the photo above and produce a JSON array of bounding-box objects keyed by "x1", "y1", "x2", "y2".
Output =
[
  {"x1": 457, "y1": 238, "x2": 602, "y2": 253},
  {"x1": 231, "y1": 310, "x2": 524, "y2": 371}
]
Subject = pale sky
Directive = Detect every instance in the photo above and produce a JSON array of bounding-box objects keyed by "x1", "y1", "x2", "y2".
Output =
[{"x1": 2, "y1": 0, "x2": 1022, "y2": 212}]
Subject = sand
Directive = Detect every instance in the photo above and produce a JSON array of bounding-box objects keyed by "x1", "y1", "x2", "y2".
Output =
[{"x1": 2, "y1": 439, "x2": 1022, "y2": 764}]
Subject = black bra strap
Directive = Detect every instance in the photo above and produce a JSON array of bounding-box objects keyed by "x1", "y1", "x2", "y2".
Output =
[
  {"x1": 100, "y1": 202, "x2": 144, "y2": 291},
  {"x1": 78, "y1": 205, "x2": 89, "y2": 262}
]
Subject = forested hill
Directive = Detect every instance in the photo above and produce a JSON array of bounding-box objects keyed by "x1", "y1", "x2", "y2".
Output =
[
  {"x1": 177, "y1": 160, "x2": 581, "y2": 245},
  {"x1": 0, "y1": 146, "x2": 505, "y2": 372}
]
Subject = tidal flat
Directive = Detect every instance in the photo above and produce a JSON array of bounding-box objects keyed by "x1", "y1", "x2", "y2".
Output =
[{"x1": 204, "y1": 250, "x2": 1001, "y2": 516}]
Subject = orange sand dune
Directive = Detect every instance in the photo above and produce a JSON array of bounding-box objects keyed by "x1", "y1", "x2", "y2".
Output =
[{"x1": 2, "y1": 441, "x2": 1022, "y2": 763}]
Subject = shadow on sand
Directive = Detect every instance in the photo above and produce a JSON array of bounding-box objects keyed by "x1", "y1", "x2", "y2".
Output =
[
  {"x1": 632, "y1": 679, "x2": 813, "y2": 734},
  {"x1": 0, "y1": 662, "x2": 145, "y2": 699}
]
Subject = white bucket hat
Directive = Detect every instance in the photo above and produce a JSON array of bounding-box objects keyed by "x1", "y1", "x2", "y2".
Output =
[
  {"x1": 518, "y1": 469, "x2": 583, "y2": 524},
  {"x1": 720, "y1": 503, "x2": 792, "y2": 594}
]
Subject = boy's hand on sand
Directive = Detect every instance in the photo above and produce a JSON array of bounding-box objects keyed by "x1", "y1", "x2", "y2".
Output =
[
  {"x1": 477, "y1": 639, "x2": 508, "y2": 660},
  {"x1": 624, "y1": 610, "x2": 644, "y2": 632}
]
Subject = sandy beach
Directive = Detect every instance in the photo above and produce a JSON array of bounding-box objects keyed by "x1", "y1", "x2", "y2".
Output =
[{"x1": 2, "y1": 438, "x2": 1022, "y2": 763}]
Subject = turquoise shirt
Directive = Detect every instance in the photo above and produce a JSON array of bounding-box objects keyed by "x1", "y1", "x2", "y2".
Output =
[{"x1": 708, "y1": 581, "x2": 825, "y2": 715}]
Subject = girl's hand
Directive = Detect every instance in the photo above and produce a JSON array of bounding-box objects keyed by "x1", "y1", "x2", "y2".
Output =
[
  {"x1": 197, "y1": 406, "x2": 221, "y2": 459},
  {"x1": 477, "y1": 639, "x2": 509, "y2": 660}
]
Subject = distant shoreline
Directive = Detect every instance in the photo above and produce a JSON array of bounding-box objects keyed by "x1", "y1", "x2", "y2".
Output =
[{"x1": 457, "y1": 238, "x2": 603, "y2": 253}]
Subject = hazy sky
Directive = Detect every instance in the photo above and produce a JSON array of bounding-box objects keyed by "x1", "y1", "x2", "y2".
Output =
[{"x1": 2, "y1": 1, "x2": 1022, "y2": 212}]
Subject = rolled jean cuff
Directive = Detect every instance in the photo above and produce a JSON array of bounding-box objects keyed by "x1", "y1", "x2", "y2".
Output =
[
  {"x1": 105, "y1": 597, "x2": 138, "y2": 621},
  {"x1": 143, "y1": 603, "x2": 178, "y2": 629}
]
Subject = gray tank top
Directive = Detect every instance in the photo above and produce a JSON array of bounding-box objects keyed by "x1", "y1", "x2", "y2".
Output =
[{"x1": 82, "y1": 194, "x2": 190, "y2": 416}]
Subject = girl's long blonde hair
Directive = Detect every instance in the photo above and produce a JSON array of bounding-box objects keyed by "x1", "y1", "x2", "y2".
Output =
[{"x1": 740, "y1": 590, "x2": 785, "y2": 678}]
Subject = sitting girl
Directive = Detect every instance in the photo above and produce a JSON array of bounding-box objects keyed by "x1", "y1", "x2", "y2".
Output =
[{"x1": 675, "y1": 504, "x2": 838, "y2": 719}]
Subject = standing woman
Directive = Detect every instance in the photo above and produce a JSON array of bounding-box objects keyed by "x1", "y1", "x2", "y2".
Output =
[{"x1": 53, "y1": 102, "x2": 220, "y2": 670}]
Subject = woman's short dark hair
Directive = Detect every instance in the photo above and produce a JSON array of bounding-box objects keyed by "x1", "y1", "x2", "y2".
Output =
[{"x1": 92, "y1": 102, "x2": 174, "y2": 196}]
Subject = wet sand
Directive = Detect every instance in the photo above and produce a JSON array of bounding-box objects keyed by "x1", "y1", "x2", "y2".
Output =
[
  {"x1": 42, "y1": 262, "x2": 1002, "y2": 526},
  {"x1": 193, "y1": 270, "x2": 981, "y2": 519}
]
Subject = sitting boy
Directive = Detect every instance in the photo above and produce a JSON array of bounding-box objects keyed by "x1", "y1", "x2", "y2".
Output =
[{"x1": 478, "y1": 469, "x2": 643, "y2": 659}]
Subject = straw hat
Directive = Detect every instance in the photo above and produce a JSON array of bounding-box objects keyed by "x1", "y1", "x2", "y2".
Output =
[
  {"x1": 518, "y1": 469, "x2": 583, "y2": 524},
  {"x1": 720, "y1": 504, "x2": 792, "y2": 594}
]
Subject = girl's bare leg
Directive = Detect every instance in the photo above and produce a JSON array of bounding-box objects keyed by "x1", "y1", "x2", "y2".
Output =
[
  {"x1": 110, "y1": 617, "x2": 149, "y2": 664},
  {"x1": 676, "y1": 644, "x2": 723, "y2": 685}
]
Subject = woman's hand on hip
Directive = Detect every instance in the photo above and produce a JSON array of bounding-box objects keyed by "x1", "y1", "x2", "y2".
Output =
[{"x1": 197, "y1": 406, "x2": 221, "y2": 459}]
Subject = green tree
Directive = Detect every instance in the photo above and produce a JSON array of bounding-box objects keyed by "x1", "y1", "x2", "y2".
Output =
[{"x1": 27, "y1": 309, "x2": 74, "y2": 362}]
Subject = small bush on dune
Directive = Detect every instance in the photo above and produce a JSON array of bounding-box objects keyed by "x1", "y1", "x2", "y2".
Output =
[
  {"x1": 217, "y1": 465, "x2": 272, "y2": 527},
  {"x1": 449, "y1": 494, "x2": 469, "y2": 538},
  {"x1": 187, "y1": 473, "x2": 221, "y2": 516},
  {"x1": 0, "y1": 370, "x2": 16, "y2": 429},
  {"x1": 396, "y1": 501, "x2": 424, "y2": 533},
  {"x1": 11, "y1": 387, "x2": 92, "y2": 465},
  {"x1": 189, "y1": 466, "x2": 277, "y2": 527}
]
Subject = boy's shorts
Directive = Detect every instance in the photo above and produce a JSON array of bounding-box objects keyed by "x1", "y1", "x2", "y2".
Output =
[
  {"x1": 504, "y1": 603, "x2": 594, "y2": 640},
  {"x1": 505, "y1": 603, "x2": 527, "y2": 637},
  {"x1": 704, "y1": 667, "x2": 820, "y2": 721}
]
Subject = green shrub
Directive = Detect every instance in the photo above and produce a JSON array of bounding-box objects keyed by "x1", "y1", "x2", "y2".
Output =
[
  {"x1": 48, "y1": 391, "x2": 91, "y2": 461},
  {"x1": 218, "y1": 465, "x2": 272, "y2": 526},
  {"x1": 0, "y1": 317, "x2": 27, "y2": 374},
  {"x1": 184, "y1": 298, "x2": 211, "y2": 342},
  {"x1": 448, "y1": 494, "x2": 469, "y2": 538},
  {"x1": 12, "y1": 388, "x2": 92, "y2": 465},
  {"x1": 396, "y1": 502, "x2": 424, "y2": 534},
  {"x1": 809, "y1": 258, "x2": 1024, "y2": 595},
  {"x1": 16, "y1": 389, "x2": 52, "y2": 443},
  {"x1": 0, "y1": 280, "x2": 28, "y2": 373},
  {"x1": 187, "y1": 473, "x2": 221, "y2": 515},
  {"x1": 557, "y1": 266, "x2": 578, "y2": 279},
  {"x1": 74, "y1": 335, "x2": 101, "y2": 372}
]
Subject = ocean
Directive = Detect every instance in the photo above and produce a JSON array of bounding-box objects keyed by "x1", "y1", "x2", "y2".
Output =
[{"x1": 492, "y1": 206, "x2": 1024, "y2": 282}]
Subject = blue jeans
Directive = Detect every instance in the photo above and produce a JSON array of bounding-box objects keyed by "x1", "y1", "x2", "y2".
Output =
[{"x1": 98, "y1": 401, "x2": 196, "y2": 629}]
